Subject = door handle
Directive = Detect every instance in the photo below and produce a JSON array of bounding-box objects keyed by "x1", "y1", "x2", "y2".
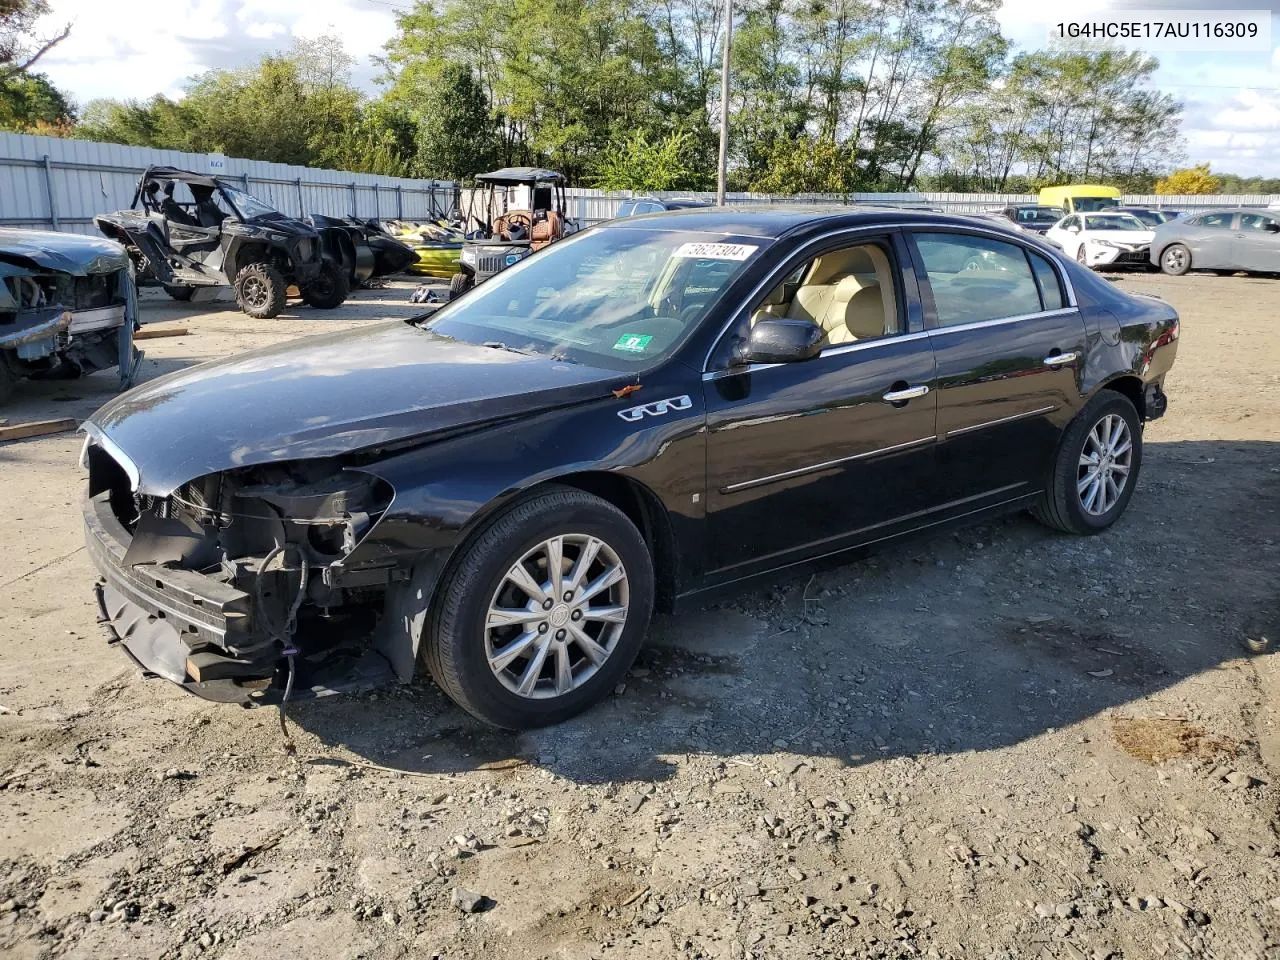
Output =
[
  {"x1": 882, "y1": 384, "x2": 930, "y2": 403},
  {"x1": 1042, "y1": 351, "x2": 1079, "y2": 367}
]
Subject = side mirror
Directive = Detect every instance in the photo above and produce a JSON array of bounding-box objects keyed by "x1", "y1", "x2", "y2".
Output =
[
  {"x1": 1067, "y1": 224, "x2": 1080, "y2": 233},
  {"x1": 741, "y1": 318, "x2": 824, "y2": 364}
]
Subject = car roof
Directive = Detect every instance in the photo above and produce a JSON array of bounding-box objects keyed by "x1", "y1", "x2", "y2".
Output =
[
  {"x1": 600, "y1": 205, "x2": 1027, "y2": 240},
  {"x1": 475, "y1": 167, "x2": 565, "y2": 185}
]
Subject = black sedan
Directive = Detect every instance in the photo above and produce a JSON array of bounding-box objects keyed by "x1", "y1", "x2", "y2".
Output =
[{"x1": 81, "y1": 208, "x2": 1180, "y2": 728}]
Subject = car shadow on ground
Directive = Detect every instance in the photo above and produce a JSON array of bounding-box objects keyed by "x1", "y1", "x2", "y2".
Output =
[{"x1": 285, "y1": 438, "x2": 1278, "y2": 786}]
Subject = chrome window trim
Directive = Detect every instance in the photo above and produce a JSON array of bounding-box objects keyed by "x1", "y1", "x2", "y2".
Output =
[
  {"x1": 946, "y1": 404, "x2": 1059, "y2": 439},
  {"x1": 701, "y1": 219, "x2": 1078, "y2": 373},
  {"x1": 701, "y1": 329, "x2": 932, "y2": 381},
  {"x1": 924, "y1": 307, "x2": 1081, "y2": 337},
  {"x1": 721, "y1": 435, "x2": 937, "y2": 494}
]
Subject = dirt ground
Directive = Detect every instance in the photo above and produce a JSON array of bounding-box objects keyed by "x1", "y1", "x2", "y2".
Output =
[{"x1": 0, "y1": 273, "x2": 1277, "y2": 960}]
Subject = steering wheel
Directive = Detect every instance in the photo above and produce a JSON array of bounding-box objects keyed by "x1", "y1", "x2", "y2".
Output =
[{"x1": 504, "y1": 212, "x2": 533, "y2": 235}]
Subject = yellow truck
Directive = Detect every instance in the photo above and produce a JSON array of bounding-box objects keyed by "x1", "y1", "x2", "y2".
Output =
[{"x1": 1039, "y1": 184, "x2": 1122, "y2": 215}]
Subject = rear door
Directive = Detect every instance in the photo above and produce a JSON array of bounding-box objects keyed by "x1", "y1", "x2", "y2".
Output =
[
  {"x1": 1233, "y1": 212, "x2": 1280, "y2": 271},
  {"x1": 906, "y1": 229, "x2": 1088, "y2": 510}
]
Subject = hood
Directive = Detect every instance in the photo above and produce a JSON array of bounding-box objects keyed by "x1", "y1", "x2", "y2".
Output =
[
  {"x1": 0, "y1": 228, "x2": 129, "y2": 275},
  {"x1": 1085, "y1": 229, "x2": 1154, "y2": 245},
  {"x1": 87, "y1": 322, "x2": 625, "y2": 496}
]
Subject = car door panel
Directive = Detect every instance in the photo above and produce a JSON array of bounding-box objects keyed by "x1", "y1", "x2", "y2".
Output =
[
  {"x1": 928, "y1": 309, "x2": 1088, "y2": 503},
  {"x1": 703, "y1": 337, "x2": 938, "y2": 579},
  {"x1": 908, "y1": 229, "x2": 1088, "y2": 507},
  {"x1": 1188, "y1": 215, "x2": 1236, "y2": 268},
  {"x1": 1232, "y1": 213, "x2": 1280, "y2": 271}
]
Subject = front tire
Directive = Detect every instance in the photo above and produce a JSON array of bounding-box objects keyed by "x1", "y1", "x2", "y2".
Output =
[
  {"x1": 423, "y1": 485, "x2": 654, "y2": 729},
  {"x1": 1075, "y1": 243, "x2": 1089, "y2": 268},
  {"x1": 234, "y1": 262, "x2": 287, "y2": 319},
  {"x1": 1160, "y1": 243, "x2": 1191, "y2": 276},
  {"x1": 1032, "y1": 391, "x2": 1142, "y2": 535},
  {"x1": 300, "y1": 262, "x2": 350, "y2": 309},
  {"x1": 449, "y1": 272, "x2": 472, "y2": 298},
  {"x1": 162, "y1": 284, "x2": 195, "y2": 302}
]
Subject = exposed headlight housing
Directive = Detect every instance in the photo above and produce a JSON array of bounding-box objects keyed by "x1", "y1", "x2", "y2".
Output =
[{"x1": 1091, "y1": 238, "x2": 1119, "y2": 249}]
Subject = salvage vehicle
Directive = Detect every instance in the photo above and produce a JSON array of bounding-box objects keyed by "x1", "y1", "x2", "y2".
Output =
[
  {"x1": 1044, "y1": 212, "x2": 1155, "y2": 269},
  {"x1": 451, "y1": 167, "x2": 576, "y2": 297},
  {"x1": 614, "y1": 196, "x2": 713, "y2": 217},
  {"x1": 81, "y1": 207, "x2": 1179, "y2": 729},
  {"x1": 1151, "y1": 208, "x2": 1280, "y2": 276},
  {"x1": 1, "y1": 229, "x2": 140, "y2": 403},
  {"x1": 389, "y1": 220, "x2": 465, "y2": 278},
  {"x1": 94, "y1": 167, "x2": 350, "y2": 319},
  {"x1": 992, "y1": 205, "x2": 1062, "y2": 235},
  {"x1": 306, "y1": 216, "x2": 417, "y2": 287}
]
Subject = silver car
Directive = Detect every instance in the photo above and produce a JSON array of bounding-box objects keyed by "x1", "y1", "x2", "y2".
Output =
[{"x1": 1151, "y1": 208, "x2": 1280, "y2": 275}]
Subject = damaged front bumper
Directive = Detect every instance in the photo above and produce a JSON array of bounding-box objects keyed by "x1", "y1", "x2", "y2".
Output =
[{"x1": 83, "y1": 487, "x2": 397, "y2": 705}]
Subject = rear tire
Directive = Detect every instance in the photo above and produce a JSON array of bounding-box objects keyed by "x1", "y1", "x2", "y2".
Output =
[
  {"x1": 162, "y1": 284, "x2": 195, "y2": 302},
  {"x1": 423, "y1": 485, "x2": 654, "y2": 729},
  {"x1": 1160, "y1": 244, "x2": 1191, "y2": 276},
  {"x1": 234, "y1": 261, "x2": 287, "y2": 319},
  {"x1": 1032, "y1": 391, "x2": 1143, "y2": 535},
  {"x1": 449, "y1": 272, "x2": 472, "y2": 298},
  {"x1": 300, "y1": 262, "x2": 350, "y2": 309}
]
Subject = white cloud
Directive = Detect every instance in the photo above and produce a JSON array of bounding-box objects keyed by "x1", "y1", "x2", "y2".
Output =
[{"x1": 33, "y1": 0, "x2": 397, "y2": 104}]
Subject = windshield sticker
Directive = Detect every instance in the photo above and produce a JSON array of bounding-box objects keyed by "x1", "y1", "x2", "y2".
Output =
[
  {"x1": 613, "y1": 333, "x2": 654, "y2": 353},
  {"x1": 672, "y1": 241, "x2": 758, "y2": 261}
]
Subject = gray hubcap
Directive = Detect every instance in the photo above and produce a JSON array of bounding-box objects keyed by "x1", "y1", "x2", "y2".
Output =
[
  {"x1": 485, "y1": 534, "x2": 629, "y2": 699},
  {"x1": 1164, "y1": 248, "x2": 1186, "y2": 271},
  {"x1": 1078, "y1": 413, "x2": 1133, "y2": 516}
]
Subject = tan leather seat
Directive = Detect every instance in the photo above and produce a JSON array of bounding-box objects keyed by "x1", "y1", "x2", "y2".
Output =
[
  {"x1": 530, "y1": 210, "x2": 562, "y2": 250},
  {"x1": 822, "y1": 276, "x2": 886, "y2": 344}
]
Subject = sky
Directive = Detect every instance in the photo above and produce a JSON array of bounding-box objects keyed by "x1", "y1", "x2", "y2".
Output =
[{"x1": 29, "y1": 0, "x2": 1280, "y2": 177}]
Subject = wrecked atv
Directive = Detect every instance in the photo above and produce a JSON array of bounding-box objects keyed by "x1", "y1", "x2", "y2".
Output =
[
  {"x1": 307, "y1": 215, "x2": 417, "y2": 288},
  {"x1": 0, "y1": 229, "x2": 140, "y2": 403},
  {"x1": 94, "y1": 166, "x2": 349, "y2": 319}
]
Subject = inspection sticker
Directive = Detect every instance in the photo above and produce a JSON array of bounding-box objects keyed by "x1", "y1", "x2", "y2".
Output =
[
  {"x1": 613, "y1": 333, "x2": 654, "y2": 353},
  {"x1": 672, "y1": 241, "x2": 758, "y2": 261}
]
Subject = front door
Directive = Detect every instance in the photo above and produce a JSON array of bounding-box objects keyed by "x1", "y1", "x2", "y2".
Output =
[
  {"x1": 1233, "y1": 212, "x2": 1280, "y2": 272},
  {"x1": 703, "y1": 233, "x2": 939, "y2": 581},
  {"x1": 907, "y1": 229, "x2": 1089, "y2": 508}
]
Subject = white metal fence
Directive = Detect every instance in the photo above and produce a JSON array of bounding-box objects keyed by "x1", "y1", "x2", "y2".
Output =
[
  {"x1": 0, "y1": 132, "x2": 458, "y2": 235},
  {"x1": 566, "y1": 188, "x2": 1280, "y2": 225}
]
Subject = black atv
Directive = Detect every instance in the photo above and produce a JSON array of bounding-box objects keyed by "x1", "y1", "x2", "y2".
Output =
[{"x1": 95, "y1": 166, "x2": 350, "y2": 319}]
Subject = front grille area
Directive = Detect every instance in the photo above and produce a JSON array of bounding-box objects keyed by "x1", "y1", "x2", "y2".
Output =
[
  {"x1": 477, "y1": 254, "x2": 506, "y2": 273},
  {"x1": 1115, "y1": 247, "x2": 1149, "y2": 263}
]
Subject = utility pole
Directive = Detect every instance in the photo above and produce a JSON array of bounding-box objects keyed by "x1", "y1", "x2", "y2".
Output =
[{"x1": 716, "y1": 0, "x2": 733, "y2": 206}]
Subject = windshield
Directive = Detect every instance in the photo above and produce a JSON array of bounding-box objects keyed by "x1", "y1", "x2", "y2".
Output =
[
  {"x1": 1085, "y1": 214, "x2": 1147, "y2": 231},
  {"x1": 425, "y1": 227, "x2": 765, "y2": 370},
  {"x1": 1016, "y1": 207, "x2": 1060, "y2": 224},
  {"x1": 1073, "y1": 197, "x2": 1118, "y2": 213},
  {"x1": 1120, "y1": 209, "x2": 1164, "y2": 226},
  {"x1": 219, "y1": 184, "x2": 280, "y2": 219}
]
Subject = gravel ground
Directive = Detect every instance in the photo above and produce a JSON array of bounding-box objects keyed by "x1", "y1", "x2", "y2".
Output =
[{"x1": 0, "y1": 273, "x2": 1276, "y2": 960}]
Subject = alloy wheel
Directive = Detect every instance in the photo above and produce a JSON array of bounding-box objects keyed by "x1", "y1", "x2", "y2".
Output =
[
  {"x1": 1077, "y1": 413, "x2": 1133, "y2": 516},
  {"x1": 1163, "y1": 247, "x2": 1186, "y2": 272},
  {"x1": 241, "y1": 276, "x2": 268, "y2": 309},
  {"x1": 484, "y1": 534, "x2": 629, "y2": 699}
]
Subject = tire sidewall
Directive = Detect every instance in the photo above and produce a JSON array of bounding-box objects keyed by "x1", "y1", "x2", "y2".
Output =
[
  {"x1": 434, "y1": 496, "x2": 654, "y2": 728},
  {"x1": 1058, "y1": 394, "x2": 1143, "y2": 532},
  {"x1": 234, "y1": 262, "x2": 286, "y2": 319},
  {"x1": 300, "y1": 262, "x2": 349, "y2": 309}
]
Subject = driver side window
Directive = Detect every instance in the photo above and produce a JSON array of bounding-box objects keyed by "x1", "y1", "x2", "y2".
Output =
[{"x1": 749, "y1": 240, "x2": 902, "y2": 349}]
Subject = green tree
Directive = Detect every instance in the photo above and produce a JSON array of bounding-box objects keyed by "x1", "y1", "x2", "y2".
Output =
[
  {"x1": 1, "y1": 0, "x2": 70, "y2": 80},
  {"x1": 0, "y1": 70, "x2": 72, "y2": 132},
  {"x1": 407, "y1": 63, "x2": 498, "y2": 180},
  {"x1": 595, "y1": 129, "x2": 697, "y2": 191}
]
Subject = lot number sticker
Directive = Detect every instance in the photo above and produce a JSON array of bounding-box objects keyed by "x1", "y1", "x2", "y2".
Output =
[
  {"x1": 672, "y1": 242, "x2": 758, "y2": 260},
  {"x1": 613, "y1": 333, "x2": 654, "y2": 353}
]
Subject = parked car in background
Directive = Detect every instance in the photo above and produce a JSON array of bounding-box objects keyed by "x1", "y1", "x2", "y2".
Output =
[
  {"x1": 994, "y1": 205, "x2": 1062, "y2": 234},
  {"x1": 1107, "y1": 207, "x2": 1181, "y2": 227},
  {"x1": 614, "y1": 197, "x2": 713, "y2": 217},
  {"x1": 1152, "y1": 208, "x2": 1280, "y2": 275},
  {"x1": 1, "y1": 229, "x2": 140, "y2": 403},
  {"x1": 1044, "y1": 212, "x2": 1154, "y2": 269},
  {"x1": 1039, "y1": 184, "x2": 1122, "y2": 215},
  {"x1": 81, "y1": 207, "x2": 1179, "y2": 728}
]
